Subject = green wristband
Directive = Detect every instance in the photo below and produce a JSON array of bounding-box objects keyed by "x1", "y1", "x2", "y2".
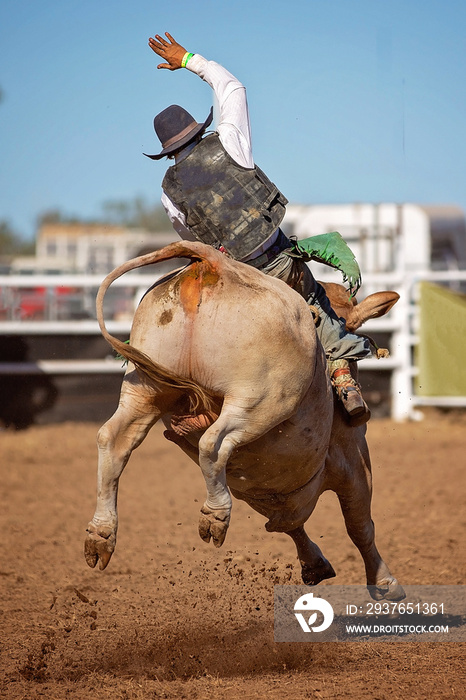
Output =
[{"x1": 181, "y1": 52, "x2": 194, "y2": 68}]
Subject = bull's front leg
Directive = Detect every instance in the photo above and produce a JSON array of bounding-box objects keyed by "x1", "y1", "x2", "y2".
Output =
[
  {"x1": 336, "y1": 469, "x2": 405, "y2": 601},
  {"x1": 85, "y1": 381, "x2": 161, "y2": 570},
  {"x1": 286, "y1": 526, "x2": 336, "y2": 585}
]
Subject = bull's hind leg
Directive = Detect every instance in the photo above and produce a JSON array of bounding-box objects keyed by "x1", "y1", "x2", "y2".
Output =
[
  {"x1": 84, "y1": 372, "x2": 162, "y2": 570},
  {"x1": 287, "y1": 526, "x2": 336, "y2": 585},
  {"x1": 196, "y1": 418, "x2": 235, "y2": 548},
  {"x1": 196, "y1": 398, "x2": 296, "y2": 548}
]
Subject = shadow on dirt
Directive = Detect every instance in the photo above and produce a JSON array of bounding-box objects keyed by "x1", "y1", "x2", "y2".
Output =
[
  {"x1": 18, "y1": 619, "x2": 350, "y2": 684},
  {"x1": 99, "y1": 621, "x2": 318, "y2": 680},
  {"x1": 18, "y1": 606, "x2": 466, "y2": 685}
]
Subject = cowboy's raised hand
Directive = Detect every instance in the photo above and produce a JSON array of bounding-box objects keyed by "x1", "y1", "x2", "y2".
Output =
[{"x1": 148, "y1": 32, "x2": 188, "y2": 70}]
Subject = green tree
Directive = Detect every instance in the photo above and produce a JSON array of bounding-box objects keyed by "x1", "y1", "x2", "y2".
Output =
[
  {"x1": 0, "y1": 221, "x2": 34, "y2": 256},
  {"x1": 36, "y1": 199, "x2": 172, "y2": 233},
  {"x1": 36, "y1": 208, "x2": 83, "y2": 226},
  {"x1": 100, "y1": 197, "x2": 171, "y2": 232}
]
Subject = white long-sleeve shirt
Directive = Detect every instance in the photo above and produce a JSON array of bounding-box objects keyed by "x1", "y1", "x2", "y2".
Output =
[{"x1": 161, "y1": 54, "x2": 279, "y2": 260}]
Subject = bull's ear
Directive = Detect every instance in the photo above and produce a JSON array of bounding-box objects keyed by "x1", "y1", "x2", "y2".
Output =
[{"x1": 348, "y1": 291, "x2": 400, "y2": 330}]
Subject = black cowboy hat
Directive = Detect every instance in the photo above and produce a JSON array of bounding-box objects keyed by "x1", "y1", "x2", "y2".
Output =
[{"x1": 143, "y1": 104, "x2": 213, "y2": 160}]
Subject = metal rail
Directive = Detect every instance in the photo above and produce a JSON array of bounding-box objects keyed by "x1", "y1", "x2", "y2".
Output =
[{"x1": 1, "y1": 269, "x2": 466, "y2": 421}]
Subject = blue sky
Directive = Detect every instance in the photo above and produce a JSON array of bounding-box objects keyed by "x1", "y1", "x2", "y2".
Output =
[{"x1": 1, "y1": 0, "x2": 465, "y2": 241}]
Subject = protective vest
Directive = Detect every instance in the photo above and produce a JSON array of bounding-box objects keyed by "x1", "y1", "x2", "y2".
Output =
[{"x1": 162, "y1": 133, "x2": 288, "y2": 260}]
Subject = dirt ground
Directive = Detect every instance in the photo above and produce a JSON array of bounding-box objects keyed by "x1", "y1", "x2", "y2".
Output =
[{"x1": 0, "y1": 412, "x2": 465, "y2": 699}]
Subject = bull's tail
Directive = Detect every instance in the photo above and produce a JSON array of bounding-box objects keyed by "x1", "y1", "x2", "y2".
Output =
[{"x1": 96, "y1": 240, "x2": 219, "y2": 412}]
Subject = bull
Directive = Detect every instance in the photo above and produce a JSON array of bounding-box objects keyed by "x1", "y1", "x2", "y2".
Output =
[{"x1": 85, "y1": 240, "x2": 404, "y2": 601}]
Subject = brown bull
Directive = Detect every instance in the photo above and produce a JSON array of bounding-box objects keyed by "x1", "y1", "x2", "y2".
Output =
[{"x1": 85, "y1": 240, "x2": 404, "y2": 601}]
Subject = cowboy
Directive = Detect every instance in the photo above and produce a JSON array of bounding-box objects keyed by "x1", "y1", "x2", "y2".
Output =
[{"x1": 145, "y1": 32, "x2": 372, "y2": 425}]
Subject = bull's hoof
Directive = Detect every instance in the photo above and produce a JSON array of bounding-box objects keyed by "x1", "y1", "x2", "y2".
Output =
[
  {"x1": 84, "y1": 521, "x2": 116, "y2": 571},
  {"x1": 368, "y1": 578, "x2": 406, "y2": 601},
  {"x1": 198, "y1": 505, "x2": 230, "y2": 548},
  {"x1": 301, "y1": 558, "x2": 336, "y2": 586}
]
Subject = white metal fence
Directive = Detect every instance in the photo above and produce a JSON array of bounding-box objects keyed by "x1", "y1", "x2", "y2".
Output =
[{"x1": 1, "y1": 269, "x2": 465, "y2": 422}]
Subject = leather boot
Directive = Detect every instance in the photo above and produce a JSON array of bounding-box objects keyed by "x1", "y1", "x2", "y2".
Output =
[{"x1": 328, "y1": 359, "x2": 371, "y2": 426}]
